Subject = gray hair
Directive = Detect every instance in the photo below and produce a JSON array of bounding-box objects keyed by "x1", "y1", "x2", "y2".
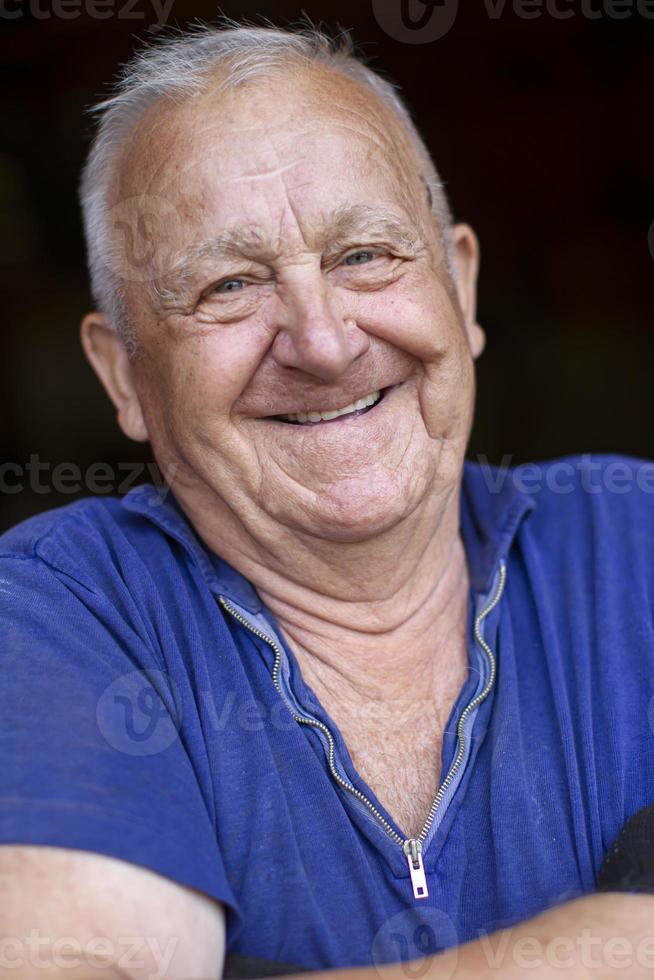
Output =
[{"x1": 79, "y1": 20, "x2": 454, "y2": 348}]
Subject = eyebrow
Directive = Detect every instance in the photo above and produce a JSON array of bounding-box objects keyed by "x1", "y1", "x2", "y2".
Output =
[{"x1": 157, "y1": 204, "x2": 422, "y2": 298}]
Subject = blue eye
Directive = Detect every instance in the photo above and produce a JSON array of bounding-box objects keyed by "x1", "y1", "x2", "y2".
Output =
[
  {"x1": 215, "y1": 279, "x2": 246, "y2": 294},
  {"x1": 344, "y1": 250, "x2": 376, "y2": 266}
]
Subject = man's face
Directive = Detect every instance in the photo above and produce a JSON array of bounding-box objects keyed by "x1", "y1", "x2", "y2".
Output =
[{"x1": 105, "y1": 66, "x2": 483, "y2": 544}]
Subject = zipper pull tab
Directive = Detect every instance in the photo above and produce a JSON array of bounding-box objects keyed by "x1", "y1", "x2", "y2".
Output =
[{"x1": 403, "y1": 838, "x2": 429, "y2": 900}]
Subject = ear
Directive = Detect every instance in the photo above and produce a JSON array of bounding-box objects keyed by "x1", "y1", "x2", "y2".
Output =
[
  {"x1": 451, "y1": 223, "x2": 485, "y2": 359},
  {"x1": 80, "y1": 312, "x2": 149, "y2": 443}
]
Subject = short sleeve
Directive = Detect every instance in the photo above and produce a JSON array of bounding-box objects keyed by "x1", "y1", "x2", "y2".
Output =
[{"x1": 0, "y1": 553, "x2": 243, "y2": 932}]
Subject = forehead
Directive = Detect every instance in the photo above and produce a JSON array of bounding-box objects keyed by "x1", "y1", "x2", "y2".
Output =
[{"x1": 113, "y1": 63, "x2": 428, "y2": 246}]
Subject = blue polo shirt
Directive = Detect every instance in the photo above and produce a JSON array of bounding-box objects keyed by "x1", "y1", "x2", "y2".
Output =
[{"x1": 2, "y1": 454, "x2": 654, "y2": 970}]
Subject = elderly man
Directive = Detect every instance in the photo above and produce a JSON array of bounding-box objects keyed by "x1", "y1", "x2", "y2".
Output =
[{"x1": 1, "y1": 20, "x2": 654, "y2": 980}]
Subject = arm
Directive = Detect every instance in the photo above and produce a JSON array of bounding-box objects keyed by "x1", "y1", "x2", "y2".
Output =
[
  {"x1": 0, "y1": 844, "x2": 226, "y2": 980},
  {"x1": 280, "y1": 893, "x2": 654, "y2": 980},
  {"x1": 0, "y1": 555, "x2": 238, "y2": 979},
  {"x1": 3, "y1": 853, "x2": 652, "y2": 980}
]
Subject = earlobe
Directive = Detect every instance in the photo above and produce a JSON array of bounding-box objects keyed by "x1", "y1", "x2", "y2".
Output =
[
  {"x1": 80, "y1": 312, "x2": 149, "y2": 443},
  {"x1": 469, "y1": 322, "x2": 486, "y2": 359},
  {"x1": 451, "y1": 223, "x2": 485, "y2": 360}
]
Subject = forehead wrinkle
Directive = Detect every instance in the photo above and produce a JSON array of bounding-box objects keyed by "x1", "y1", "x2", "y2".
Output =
[
  {"x1": 230, "y1": 160, "x2": 305, "y2": 182},
  {"x1": 327, "y1": 104, "x2": 399, "y2": 151},
  {"x1": 304, "y1": 115, "x2": 427, "y2": 226},
  {"x1": 114, "y1": 99, "x2": 191, "y2": 201}
]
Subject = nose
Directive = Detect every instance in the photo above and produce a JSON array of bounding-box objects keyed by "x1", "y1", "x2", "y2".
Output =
[{"x1": 271, "y1": 280, "x2": 370, "y2": 382}]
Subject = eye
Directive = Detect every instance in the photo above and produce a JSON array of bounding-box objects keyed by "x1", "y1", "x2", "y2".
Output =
[
  {"x1": 343, "y1": 250, "x2": 379, "y2": 266},
  {"x1": 213, "y1": 278, "x2": 247, "y2": 294}
]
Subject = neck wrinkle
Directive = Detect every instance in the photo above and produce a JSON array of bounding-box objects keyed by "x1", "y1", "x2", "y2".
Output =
[
  {"x1": 251, "y1": 481, "x2": 464, "y2": 618},
  {"x1": 260, "y1": 528, "x2": 470, "y2": 705}
]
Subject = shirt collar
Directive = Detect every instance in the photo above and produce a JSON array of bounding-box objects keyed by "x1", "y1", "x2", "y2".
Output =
[
  {"x1": 121, "y1": 485, "x2": 263, "y2": 612},
  {"x1": 460, "y1": 458, "x2": 536, "y2": 593},
  {"x1": 122, "y1": 462, "x2": 535, "y2": 607}
]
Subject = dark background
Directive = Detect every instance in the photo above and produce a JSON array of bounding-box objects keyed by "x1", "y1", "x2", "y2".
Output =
[{"x1": 1, "y1": 0, "x2": 653, "y2": 530}]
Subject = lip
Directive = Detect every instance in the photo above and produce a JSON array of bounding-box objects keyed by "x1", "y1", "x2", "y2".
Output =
[
  {"x1": 263, "y1": 383, "x2": 400, "y2": 426},
  {"x1": 258, "y1": 385, "x2": 389, "y2": 422}
]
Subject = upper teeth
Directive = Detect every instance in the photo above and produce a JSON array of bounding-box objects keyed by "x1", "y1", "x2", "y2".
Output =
[{"x1": 280, "y1": 390, "x2": 381, "y2": 424}]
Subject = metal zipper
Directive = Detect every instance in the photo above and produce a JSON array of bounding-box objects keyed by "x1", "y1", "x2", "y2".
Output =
[{"x1": 218, "y1": 559, "x2": 506, "y2": 902}]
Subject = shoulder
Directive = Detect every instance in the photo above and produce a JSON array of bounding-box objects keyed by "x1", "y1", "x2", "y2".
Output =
[
  {"x1": 0, "y1": 490, "x2": 180, "y2": 595},
  {"x1": 1, "y1": 493, "x2": 125, "y2": 557},
  {"x1": 0, "y1": 490, "x2": 201, "y2": 664},
  {"x1": 515, "y1": 453, "x2": 654, "y2": 552},
  {"x1": 499, "y1": 454, "x2": 654, "y2": 619},
  {"x1": 464, "y1": 452, "x2": 654, "y2": 589},
  {"x1": 470, "y1": 451, "x2": 654, "y2": 534},
  {"x1": 0, "y1": 485, "x2": 230, "y2": 675}
]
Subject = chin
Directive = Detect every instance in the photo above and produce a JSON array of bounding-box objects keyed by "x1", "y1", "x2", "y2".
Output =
[{"x1": 287, "y1": 473, "x2": 426, "y2": 544}]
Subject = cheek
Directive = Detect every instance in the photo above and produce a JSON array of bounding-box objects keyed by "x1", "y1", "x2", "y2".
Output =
[
  {"x1": 149, "y1": 322, "x2": 272, "y2": 424},
  {"x1": 354, "y1": 275, "x2": 459, "y2": 364},
  {"x1": 176, "y1": 321, "x2": 269, "y2": 412}
]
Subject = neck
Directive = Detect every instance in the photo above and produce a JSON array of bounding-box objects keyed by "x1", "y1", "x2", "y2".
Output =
[
  {"x1": 176, "y1": 474, "x2": 471, "y2": 702},
  {"x1": 258, "y1": 519, "x2": 470, "y2": 705}
]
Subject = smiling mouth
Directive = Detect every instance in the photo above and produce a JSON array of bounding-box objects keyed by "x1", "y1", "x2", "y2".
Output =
[{"x1": 270, "y1": 388, "x2": 386, "y2": 426}]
